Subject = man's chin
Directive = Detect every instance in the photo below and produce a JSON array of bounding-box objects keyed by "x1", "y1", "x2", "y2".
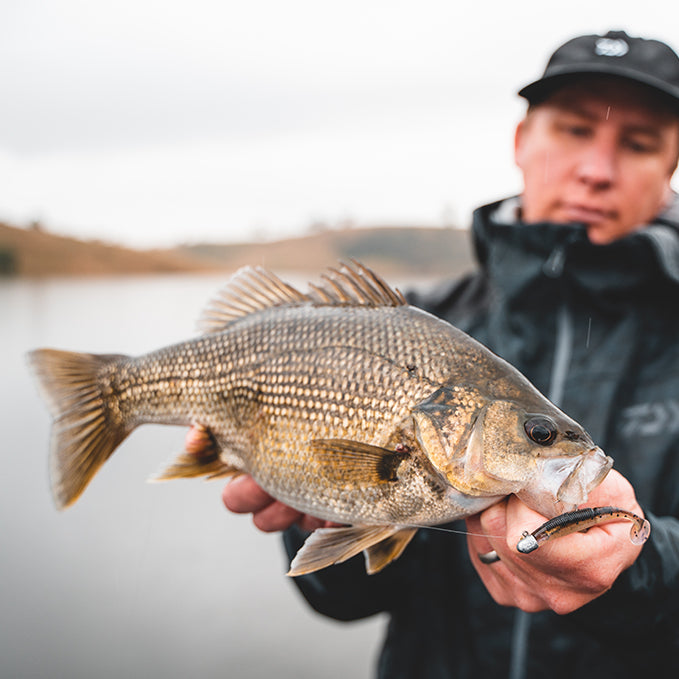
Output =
[{"x1": 585, "y1": 222, "x2": 640, "y2": 245}]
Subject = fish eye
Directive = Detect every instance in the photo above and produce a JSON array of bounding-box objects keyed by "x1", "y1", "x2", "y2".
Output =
[{"x1": 524, "y1": 416, "x2": 557, "y2": 446}]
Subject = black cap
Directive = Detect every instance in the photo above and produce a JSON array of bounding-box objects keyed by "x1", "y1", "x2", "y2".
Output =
[{"x1": 519, "y1": 30, "x2": 679, "y2": 109}]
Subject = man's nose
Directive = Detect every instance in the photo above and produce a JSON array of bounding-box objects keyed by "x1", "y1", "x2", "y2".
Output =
[{"x1": 576, "y1": 138, "x2": 616, "y2": 189}]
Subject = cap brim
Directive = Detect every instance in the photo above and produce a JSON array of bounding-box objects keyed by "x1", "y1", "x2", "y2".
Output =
[{"x1": 518, "y1": 65, "x2": 679, "y2": 108}]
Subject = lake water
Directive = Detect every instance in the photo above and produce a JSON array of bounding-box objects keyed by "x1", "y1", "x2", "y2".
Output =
[{"x1": 0, "y1": 274, "x2": 389, "y2": 679}]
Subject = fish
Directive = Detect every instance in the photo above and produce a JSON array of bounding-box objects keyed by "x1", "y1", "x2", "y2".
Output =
[{"x1": 27, "y1": 261, "x2": 613, "y2": 576}]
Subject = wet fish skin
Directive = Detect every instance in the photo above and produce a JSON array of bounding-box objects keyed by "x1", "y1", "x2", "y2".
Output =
[
  {"x1": 31, "y1": 303, "x2": 488, "y2": 523},
  {"x1": 28, "y1": 262, "x2": 613, "y2": 575}
]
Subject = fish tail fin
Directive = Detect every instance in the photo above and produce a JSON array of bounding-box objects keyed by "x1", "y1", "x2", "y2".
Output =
[{"x1": 28, "y1": 348, "x2": 131, "y2": 510}]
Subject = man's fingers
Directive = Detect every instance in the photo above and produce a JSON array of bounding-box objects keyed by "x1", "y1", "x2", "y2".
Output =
[
  {"x1": 253, "y1": 501, "x2": 304, "y2": 532},
  {"x1": 222, "y1": 475, "x2": 331, "y2": 534},
  {"x1": 222, "y1": 475, "x2": 274, "y2": 514},
  {"x1": 298, "y1": 515, "x2": 332, "y2": 532},
  {"x1": 465, "y1": 499, "x2": 509, "y2": 558}
]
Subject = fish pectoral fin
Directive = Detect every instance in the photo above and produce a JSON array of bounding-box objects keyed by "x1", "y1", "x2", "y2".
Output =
[
  {"x1": 307, "y1": 439, "x2": 408, "y2": 485},
  {"x1": 287, "y1": 525, "x2": 402, "y2": 576},
  {"x1": 364, "y1": 528, "x2": 418, "y2": 574},
  {"x1": 152, "y1": 452, "x2": 241, "y2": 482}
]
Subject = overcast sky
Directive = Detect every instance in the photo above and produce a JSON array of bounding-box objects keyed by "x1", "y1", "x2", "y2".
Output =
[{"x1": 1, "y1": 0, "x2": 677, "y2": 247}]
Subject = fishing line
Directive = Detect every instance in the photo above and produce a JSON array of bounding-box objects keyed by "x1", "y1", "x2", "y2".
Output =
[{"x1": 403, "y1": 522, "x2": 505, "y2": 540}]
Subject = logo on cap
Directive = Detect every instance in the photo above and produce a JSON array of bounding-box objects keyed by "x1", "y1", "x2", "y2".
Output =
[{"x1": 594, "y1": 37, "x2": 629, "y2": 57}]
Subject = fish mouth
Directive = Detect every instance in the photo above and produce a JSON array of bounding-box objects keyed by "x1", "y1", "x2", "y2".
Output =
[
  {"x1": 517, "y1": 446, "x2": 613, "y2": 518},
  {"x1": 556, "y1": 446, "x2": 613, "y2": 506}
]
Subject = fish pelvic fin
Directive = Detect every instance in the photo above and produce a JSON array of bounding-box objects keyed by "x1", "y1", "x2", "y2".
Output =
[
  {"x1": 197, "y1": 260, "x2": 406, "y2": 334},
  {"x1": 27, "y1": 349, "x2": 131, "y2": 510},
  {"x1": 287, "y1": 525, "x2": 414, "y2": 576}
]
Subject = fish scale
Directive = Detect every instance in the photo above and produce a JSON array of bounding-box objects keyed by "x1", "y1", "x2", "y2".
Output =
[{"x1": 28, "y1": 262, "x2": 614, "y2": 575}]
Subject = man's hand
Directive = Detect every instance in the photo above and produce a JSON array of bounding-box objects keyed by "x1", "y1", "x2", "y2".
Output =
[
  {"x1": 223, "y1": 475, "x2": 334, "y2": 532},
  {"x1": 465, "y1": 469, "x2": 645, "y2": 614}
]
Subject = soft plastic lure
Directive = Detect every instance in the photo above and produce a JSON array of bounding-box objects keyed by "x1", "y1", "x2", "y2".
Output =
[{"x1": 516, "y1": 506, "x2": 651, "y2": 554}]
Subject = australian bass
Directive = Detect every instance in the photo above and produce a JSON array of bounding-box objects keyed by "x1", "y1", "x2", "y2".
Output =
[{"x1": 28, "y1": 262, "x2": 613, "y2": 575}]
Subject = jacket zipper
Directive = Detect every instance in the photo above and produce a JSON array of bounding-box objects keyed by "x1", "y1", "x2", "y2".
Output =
[{"x1": 510, "y1": 246, "x2": 573, "y2": 679}]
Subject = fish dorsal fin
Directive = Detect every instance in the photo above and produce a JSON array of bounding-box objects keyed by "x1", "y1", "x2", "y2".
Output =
[
  {"x1": 198, "y1": 266, "x2": 311, "y2": 334},
  {"x1": 309, "y1": 260, "x2": 407, "y2": 308},
  {"x1": 198, "y1": 260, "x2": 406, "y2": 334}
]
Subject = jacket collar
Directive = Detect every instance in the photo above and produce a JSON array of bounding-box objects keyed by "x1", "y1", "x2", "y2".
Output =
[{"x1": 472, "y1": 193, "x2": 679, "y2": 291}]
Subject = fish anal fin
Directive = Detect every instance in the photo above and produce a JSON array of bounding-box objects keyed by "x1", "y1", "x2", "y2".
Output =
[
  {"x1": 308, "y1": 439, "x2": 408, "y2": 485},
  {"x1": 152, "y1": 452, "x2": 241, "y2": 482},
  {"x1": 364, "y1": 528, "x2": 418, "y2": 574},
  {"x1": 287, "y1": 525, "x2": 401, "y2": 576}
]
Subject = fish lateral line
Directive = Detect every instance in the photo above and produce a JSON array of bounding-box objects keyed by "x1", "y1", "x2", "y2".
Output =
[{"x1": 516, "y1": 506, "x2": 651, "y2": 554}]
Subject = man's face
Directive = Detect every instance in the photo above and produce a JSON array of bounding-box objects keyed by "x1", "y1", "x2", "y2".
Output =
[{"x1": 515, "y1": 79, "x2": 679, "y2": 244}]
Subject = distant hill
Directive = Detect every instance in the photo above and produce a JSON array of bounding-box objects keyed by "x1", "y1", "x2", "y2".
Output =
[
  {"x1": 0, "y1": 222, "x2": 218, "y2": 277},
  {"x1": 177, "y1": 226, "x2": 475, "y2": 278},
  {"x1": 0, "y1": 222, "x2": 475, "y2": 279}
]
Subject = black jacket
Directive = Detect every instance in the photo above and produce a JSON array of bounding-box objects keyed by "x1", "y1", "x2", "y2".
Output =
[{"x1": 284, "y1": 197, "x2": 679, "y2": 678}]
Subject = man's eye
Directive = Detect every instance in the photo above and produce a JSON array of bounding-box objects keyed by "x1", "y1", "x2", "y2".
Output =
[
  {"x1": 556, "y1": 122, "x2": 592, "y2": 138},
  {"x1": 566, "y1": 125, "x2": 591, "y2": 137},
  {"x1": 623, "y1": 138, "x2": 656, "y2": 153}
]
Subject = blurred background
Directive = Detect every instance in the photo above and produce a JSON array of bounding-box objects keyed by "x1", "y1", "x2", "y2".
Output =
[
  {"x1": 2, "y1": 1, "x2": 678, "y2": 677},
  {"x1": 2, "y1": 0, "x2": 677, "y2": 250}
]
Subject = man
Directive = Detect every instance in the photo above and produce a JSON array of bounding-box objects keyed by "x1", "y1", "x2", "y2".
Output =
[{"x1": 193, "y1": 30, "x2": 679, "y2": 677}]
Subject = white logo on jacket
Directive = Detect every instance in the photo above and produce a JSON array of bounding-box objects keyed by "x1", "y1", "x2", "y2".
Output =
[{"x1": 621, "y1": 400, "x2": 679, "y2": 437}]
